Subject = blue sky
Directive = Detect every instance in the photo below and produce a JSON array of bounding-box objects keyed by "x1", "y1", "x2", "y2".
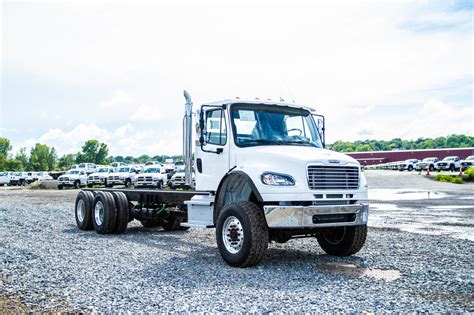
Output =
[{"x1": 1, "y1": 0, "x2": 473, "y2": 156}]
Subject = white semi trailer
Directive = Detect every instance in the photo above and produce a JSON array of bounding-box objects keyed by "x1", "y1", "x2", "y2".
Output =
[{"x1": 74, "y1": 91, "x2": 369, "y2": 267}]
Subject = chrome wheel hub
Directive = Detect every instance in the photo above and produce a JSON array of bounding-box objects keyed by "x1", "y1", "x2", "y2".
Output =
[
  {"x1": 222, "y1": 216, "x2": 244, "y2": 254},
  {"x1": 77, "y1": 199, "x2": 85, "y2": 223},
  {"x1": 94, "y1": 201, "x2": 105, "y2": 226}
]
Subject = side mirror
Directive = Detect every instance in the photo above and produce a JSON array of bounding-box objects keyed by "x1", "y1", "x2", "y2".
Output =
[{"x1": 313, "y1": 114, "x2": 326, "y2": 148}]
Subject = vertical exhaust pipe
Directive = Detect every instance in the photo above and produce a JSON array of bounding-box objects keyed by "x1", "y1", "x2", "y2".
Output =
[{"x1": 183, "y1": 90, "x2": 193, "y2": 187}]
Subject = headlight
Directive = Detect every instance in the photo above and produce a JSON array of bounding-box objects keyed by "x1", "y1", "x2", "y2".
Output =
[{"x1": 261, "y1": 172, "x2": 295, "y2": 186}]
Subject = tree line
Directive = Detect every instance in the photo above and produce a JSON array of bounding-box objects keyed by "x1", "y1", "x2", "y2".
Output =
[
  {"x1": 330, "y1": 134, "x2": 474, "y2": 152},
  {"x1": 1, "y1": 134, "x2": 472, "y2": 171},
  {"x1": 0, "y1": 137, "x2": 183, "y2": 172}
]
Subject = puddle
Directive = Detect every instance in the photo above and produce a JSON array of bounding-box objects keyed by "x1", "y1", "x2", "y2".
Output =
[
  {"x1": 368, "y1": 203, "x2": 474, "y2": 241},
  {"x1": 368, "y1": 189, "x2": 447, "y2": 201},
  {"x1": 428, "y1": 205, "x2": 474, "y2": 210},
  {"x1": 319, "y1": 262, "x2": 401, "y2": 282}
]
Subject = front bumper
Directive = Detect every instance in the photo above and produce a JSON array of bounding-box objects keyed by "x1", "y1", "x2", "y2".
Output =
[
  {"x1": 58, "y1": 181, "x2": 76, "y2": 186},
  {"x1": 263, "y1": 203, "x2": 369, "y2": 228},
  {"x1": 135, "y1": 180, "x2": 160, "y2": 187},
  {"x1": 87, "y1": 179, "x2": 106, "y2": 185}
]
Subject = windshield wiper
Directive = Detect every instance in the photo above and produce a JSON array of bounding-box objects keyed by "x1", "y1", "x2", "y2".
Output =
[
  {"x1": 239, "y1": 139, "x2": 284, "y2": 145},
  {"x1": 284, "y1": 140, "x2": 318, "y2": 147}
]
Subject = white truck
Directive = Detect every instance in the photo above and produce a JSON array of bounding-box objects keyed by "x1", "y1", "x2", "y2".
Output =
[
  {"x1": 135, "y1": 166, "x2": 168, "y2": 189},
  {"x1": 418, "y1": 157, "x2": 439, "y2": 172},
  {"x1": 398, "y1": 159, "x2": 419, "y2": 172},
  {"x1": 169, "y1": 165, "x2": 197, "y2": 189},
  {"x1": 74, "y1": 91, "x2": 369, "y2": 267},
  {"x1": 0, "y1": 172, "x2": 11, "y2": 186},
  {"x1": 77, "y1": 163, "x2": 97, "y2": 174},
  {"x1": 106, "y1": 165, "x2": 141, "y2": 188},
  {"x1": 33, "y1": 172, "x2": 53, "y2": 181},
  {"x1": 460, "y1": 155, "x2": 474, "y2": 170},
  {"x1": 87, "y1": 166, "x2": 115, "y2": 187},
  {"x1": 58, "y1": 170, "x2": 88, "y2": 189},
  {"x1": 435, "y1": 156, "x2": 461, "y2": 172}
]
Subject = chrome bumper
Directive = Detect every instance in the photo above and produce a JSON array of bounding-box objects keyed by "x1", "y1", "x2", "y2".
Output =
[{"x1": 263, "y1": 204, "x2": 369, "y2": 228}]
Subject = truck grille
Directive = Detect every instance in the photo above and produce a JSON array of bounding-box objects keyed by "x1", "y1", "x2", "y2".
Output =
[{"x1": 307, "y1": 166, "x2": 359, "y2": 190}]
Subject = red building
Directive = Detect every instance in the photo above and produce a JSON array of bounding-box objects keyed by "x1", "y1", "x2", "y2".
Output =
[{"x1": 347, "y1": 147, "x2": 474, "y2": 166}]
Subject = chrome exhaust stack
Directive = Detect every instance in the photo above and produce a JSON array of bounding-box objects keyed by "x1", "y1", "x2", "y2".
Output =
[{"x1": 183, "y1": 90, "x2": 193, "y2": 187}]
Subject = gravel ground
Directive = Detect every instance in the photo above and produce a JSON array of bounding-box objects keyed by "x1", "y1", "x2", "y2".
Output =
[{"x1": 1, "y1": 171, "x2": 473, "y2": 312}]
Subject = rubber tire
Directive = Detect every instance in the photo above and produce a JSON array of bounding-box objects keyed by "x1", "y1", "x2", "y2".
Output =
[
  {"x1": 106, "y1": 184, "x2": 113, "y2": 188},
  {"x1": 75, "y1": 190, "x2": 94, "y2": 230},
  {"x1": 408, "y1": 165, "x2": 413, "y2": 171},
  {"x1": 111, "y1": 192, "x2": 129, "y2": 234},
  {"x1": 58, "y1": 185, "x2": 63, "y2": 190},
  {"x1": 74, "y1": 180, "x2": 81, "y2": 189},
  {"x1": 157, "y1": 181, "x2": 163, "y2": 189},
  {"x1": 317, "y1": 224, "x2": 367, "y2": 256},
  {"x1": 87, "y1": 184, "x2": 93, "y2": 188},
  {"x1": 140, "y1": 219, "x2": 161, "y2": 228},
  {"x1": 125, "y1": 179, "x2": 131, "y2": 188},
  {"x1": 92, "y1": 191, "x2": 117, "y2": 234},
  {"x1": 429, "y1": 165, "x2": 435, "y2": 172},
  {"x1": 216, "y1": 201, "x2": 269, "y2": 268},
  {"x1": 449, "y1": 164, "x2": 455, "y2": 172}
]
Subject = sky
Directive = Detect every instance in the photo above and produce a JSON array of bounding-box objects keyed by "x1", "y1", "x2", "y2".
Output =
[{"x1": 1, "y1": 0, "x2": 473, "y2": 156}]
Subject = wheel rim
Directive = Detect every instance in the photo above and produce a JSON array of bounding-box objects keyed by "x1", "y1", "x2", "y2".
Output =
[
  {"x1": 94, "y1": 201, "x2": 105, "y2": 226},
  {"x1": 323, "y1": 227, "x2": 346, "y2": 245},
  {"x1": 222, "y1": 216, "x2": 244, "y2": 254},
  {"x1": 77, "y1": 199, "x2": 85, "y2": 223}
]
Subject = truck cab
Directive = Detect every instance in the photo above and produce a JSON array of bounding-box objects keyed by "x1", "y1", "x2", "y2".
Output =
[{"x1": 184, "y1": 95, "x2": 368, "y2": 266}]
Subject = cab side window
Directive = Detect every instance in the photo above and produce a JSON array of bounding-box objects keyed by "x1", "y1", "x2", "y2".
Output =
[{"x1": 206, "y1": 109, "x2": 227, "y2": 145}]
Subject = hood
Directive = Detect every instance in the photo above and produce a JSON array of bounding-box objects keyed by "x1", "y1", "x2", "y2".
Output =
[{"x1": 236, "y1": 145, "x2": 359, "y2": 167}]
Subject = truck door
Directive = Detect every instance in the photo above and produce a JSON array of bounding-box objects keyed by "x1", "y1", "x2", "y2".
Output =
[{"x1": 195, "y1": 108, "x2": 230, "y2": 191}]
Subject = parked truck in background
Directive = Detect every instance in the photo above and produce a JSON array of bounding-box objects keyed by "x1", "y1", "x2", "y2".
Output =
[
  {"x1": 106, "y1": 165, "x2": 141, "y2": 188},
  {"x1": 58, "y1": 170, "x2": 88, "y2": 189},
  {"x1": 460, "y1": 155, "x2": 474, "y2": 170},
  {"x1": 418, "y1": 157, "x2": 439, "y2": 172},
  {"x1": 398, "y1": 159, "x2": 419, "y2": 171},
  {"x1": 135, "y1": 166, "x2": 168, "y2": 189},
  {"x1": 435, "y1": 156, "x2": 461, "y2": 172},
  {"x1": 74, "y1": 91, "x2": 369, "y2": 267},
  {"x1": 87, "y1": 166, "x2": 115, "y2": 187}
]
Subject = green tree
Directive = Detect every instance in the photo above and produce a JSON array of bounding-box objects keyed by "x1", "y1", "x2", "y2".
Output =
[
  {"x1": 15, "y1": 148, "x2": 29, "y2": 171},
  {"x1": 76, "y1": 139, "x2": 109, "y2": 165},
  {"x1": 58, "y1": 154, "x2": 77, "y2": 170},
  {"x1": 5, "y1": 159, "x2": 23, "y2": 171},
  {"x1": 29, "y1": 143, "x2": 57, "y2": 171},
  {"x1": 0, "y1": 137, "x2": 12, "y2": 171}
]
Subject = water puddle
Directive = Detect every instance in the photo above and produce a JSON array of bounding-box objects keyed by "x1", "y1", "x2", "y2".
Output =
[
  {"x1": 319, "y1": 262, "x2": 401, "y2": 282},
  {"x1": 368, "y1": 189, "x2": 447, "y2": 201},
  {"x1": 369, "y1": 203, "x2": 474, "y2": 241}
]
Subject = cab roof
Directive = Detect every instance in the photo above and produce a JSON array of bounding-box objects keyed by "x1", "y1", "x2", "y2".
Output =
[{"x1": 202, "y1": 99, "x2": 316, "y2": 112}]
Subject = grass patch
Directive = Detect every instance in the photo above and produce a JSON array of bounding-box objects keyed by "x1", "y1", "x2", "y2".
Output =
[
  {"x1": 435, "y1": 174, "x2": 463, "y2": 184},
  {"x1": 463, "y1": 167, "x2": 474, "y2": 181}
]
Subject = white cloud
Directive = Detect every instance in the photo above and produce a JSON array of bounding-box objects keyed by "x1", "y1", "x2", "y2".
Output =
[
  {"x1": 130, "y1": 105, "x2": 163, "y2": 121},
  {"x1": 13, "y1": 123, "x2": 183, "y2": 157},
  {"x1": 2, "y1": 1, "x2": 473, "y2": 152},
  {"x1": 98, "y1": 90, "x2": 135, "y2": 109}
]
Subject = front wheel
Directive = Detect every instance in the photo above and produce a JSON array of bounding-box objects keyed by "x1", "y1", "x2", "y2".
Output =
[
  {"x1": 408, "y1": 165, "x2": 413, "y2": 171},
  {"x1": 449, "y1": 164, "x2": 455, "y2": 172},
  {"x1": 429, "y1": 165, "x2": 435, "y2": 172},
  {"x1": 317, "y1": 225, "x2": 367, "y2": 256},
  {"x1": 125, "y1": 179, "x2": 131, "y2": 188},
  {"x1": 216, "y1": 201, "x2": 268, "y2": 268},
  {"x1": 74, "y1": 180, "x2": 81, "y2": 189}
]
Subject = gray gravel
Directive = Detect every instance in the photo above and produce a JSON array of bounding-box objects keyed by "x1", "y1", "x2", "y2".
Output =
[{"x1": 1, "y1": 172, "x2": 473, "y2": 312}]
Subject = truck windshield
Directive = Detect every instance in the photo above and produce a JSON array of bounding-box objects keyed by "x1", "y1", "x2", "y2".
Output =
[
  {"x1": 143, "y1": 168, "x2": 160, "y2": 173},
  {"x1": 231, "y1": 105, "x2": 323, "y2": 148}
]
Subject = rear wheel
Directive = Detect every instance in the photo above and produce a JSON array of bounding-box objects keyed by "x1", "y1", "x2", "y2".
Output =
[
  {"x1": 317, "y1": 225, "x2": 367, "y2": 256},
  {"x1": 216, "y1": 201, "x2": 268, "y2": 267},
  {"x1": 111, "y1": 192, "x2": 129, "y2": 234},
  {"x1": 75, "y1": 191, "x2": 94, "y2": 230},
  {"x1": 92, "y1": 191, "x2": 117, "y2": 234}
]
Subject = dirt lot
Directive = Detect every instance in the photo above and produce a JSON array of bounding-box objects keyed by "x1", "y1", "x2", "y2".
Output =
[{"x1": 0, "y1": 171, "x2": 473, "y2": 312}]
